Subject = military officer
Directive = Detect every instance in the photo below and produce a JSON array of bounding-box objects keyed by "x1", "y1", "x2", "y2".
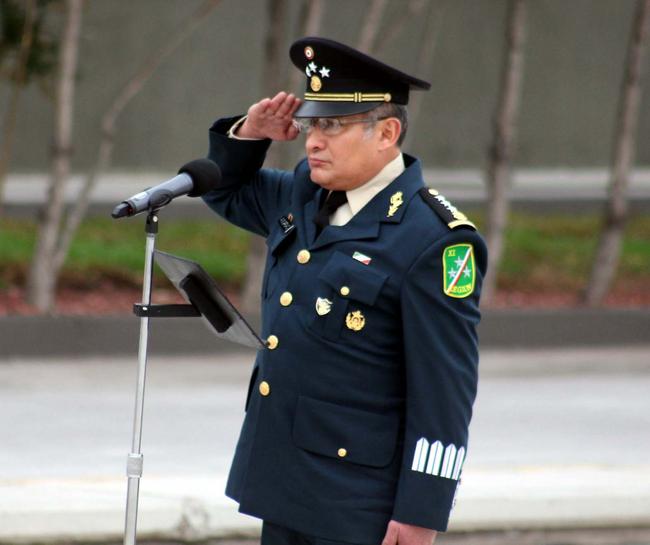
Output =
[{"x1": 202, "y1": 37, "x2": 487, "y2": 545}]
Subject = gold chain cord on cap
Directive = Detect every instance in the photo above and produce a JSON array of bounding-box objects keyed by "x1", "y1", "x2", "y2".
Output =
[{"x1": 304, "y1": 92, "x2": 392, "y2": 103}]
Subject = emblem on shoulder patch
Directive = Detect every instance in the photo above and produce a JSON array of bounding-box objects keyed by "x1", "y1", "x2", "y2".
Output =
[{"x1": 443, "y1": 244, "x2": 475, "y2": 298}]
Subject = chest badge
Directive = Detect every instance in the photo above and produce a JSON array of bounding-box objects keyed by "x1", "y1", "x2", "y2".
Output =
[
  {"x1": 345, "y1": 310, "x2": 366, "y2": 331},
  {"x1": 315, "y1": 297, "x2": 333, "y2": 316},
  {"x1": 387, "y1": 191, "x2": 404, "y2": 217}
]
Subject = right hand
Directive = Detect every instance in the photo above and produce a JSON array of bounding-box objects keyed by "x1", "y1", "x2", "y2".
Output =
[{"x1": 236, "y1": 91, "x2": 302, "y2": 141}]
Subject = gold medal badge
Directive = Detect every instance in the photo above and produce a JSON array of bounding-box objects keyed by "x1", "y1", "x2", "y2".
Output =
[{"x1": 345, "y1": 310, "x2": 365, "y2": 331}]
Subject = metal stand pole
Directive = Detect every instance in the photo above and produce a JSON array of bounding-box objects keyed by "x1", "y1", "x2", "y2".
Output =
[{"x1": 124, "y1": 211, "x2": 159, "y2": 545}]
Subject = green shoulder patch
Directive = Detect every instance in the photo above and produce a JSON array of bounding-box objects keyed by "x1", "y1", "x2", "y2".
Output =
[
  {"x1": 419, "y1": 188, "x2": 476, "y2": 230},
  {"x1": 443, "y1": 243, "x2": 476, "y2": 298}
]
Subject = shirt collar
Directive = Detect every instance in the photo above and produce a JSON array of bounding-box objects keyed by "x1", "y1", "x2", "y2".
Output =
[{"x1": 345, "y1": 153, "x2": 405, "y2": 216}]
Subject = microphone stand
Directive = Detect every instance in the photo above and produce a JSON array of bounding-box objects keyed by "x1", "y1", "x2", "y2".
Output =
[
  {"x1": 122, "y1": 207, "x2": 202, "y2": 545},
  {"x1": 123, "y1": 209, "x2": 158, "y2": 545}
]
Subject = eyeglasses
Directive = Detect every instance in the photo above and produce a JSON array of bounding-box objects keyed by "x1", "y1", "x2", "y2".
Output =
[{"x1": 292, "y1": 116, "x2": 388, "y2": 136}]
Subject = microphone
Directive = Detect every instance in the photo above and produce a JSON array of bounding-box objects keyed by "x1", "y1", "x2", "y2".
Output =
[{"x1": 111, "y1": 159, "x2": 221, "y2": 219}]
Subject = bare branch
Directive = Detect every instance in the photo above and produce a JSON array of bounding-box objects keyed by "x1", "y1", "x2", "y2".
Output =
[
  {"x1": 378, "y1": 0, "x2": 429, "y2": 54},
  {"x1": 357, "y1": 0, "x2": 389, "y2": 54},
  {"x1": 101, "y1": 0, "x2": 222, "y2": 137},
  {"x1": 53, "y1": 0, "x2": 222, "y2": 275},
  {"x1": 404, "y1": 0, "x2": 443, "y2": 151}
]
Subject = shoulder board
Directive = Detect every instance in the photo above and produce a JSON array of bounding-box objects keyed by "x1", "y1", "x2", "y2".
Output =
[{"x1": 419, "y1": 188, "x2": 476, "y2": 230}]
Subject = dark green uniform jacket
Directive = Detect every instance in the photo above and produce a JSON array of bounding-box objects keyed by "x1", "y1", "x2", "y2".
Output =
[{"x1": 203, "y1": 116, "x2": 488, "y2": 544}]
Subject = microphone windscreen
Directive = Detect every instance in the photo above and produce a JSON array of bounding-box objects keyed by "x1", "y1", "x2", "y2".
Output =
[{"x1": 178, "y1": 158, "x2": 222, "y2": 197}]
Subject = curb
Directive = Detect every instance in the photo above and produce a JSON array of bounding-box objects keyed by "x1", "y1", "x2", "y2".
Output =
[
  {"x1": 2, "y1": 466, "x2": 649, "y2": 544},
  {"x1": 1, "y1": 309, "x2": 648, "y2": 358}
]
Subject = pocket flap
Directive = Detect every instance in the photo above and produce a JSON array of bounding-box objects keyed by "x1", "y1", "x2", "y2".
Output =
[
  {"x1": 318, "y1": 252, "x2": 388, "y2": 306},
  {"x1": 292, "y1": 396, "x2": 399, "y2": 468}
]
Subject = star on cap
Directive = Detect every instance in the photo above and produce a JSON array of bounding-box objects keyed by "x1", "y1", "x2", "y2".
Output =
[{"x1": 319, "y1": 66, "x2": 330, "y2": 78}]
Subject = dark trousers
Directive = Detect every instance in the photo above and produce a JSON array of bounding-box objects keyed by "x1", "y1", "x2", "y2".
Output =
[{"x1": 261, "y1": 521, "x2": 359, "y2": 545}]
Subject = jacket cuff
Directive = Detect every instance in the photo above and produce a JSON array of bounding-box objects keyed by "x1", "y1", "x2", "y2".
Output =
[
  {"x1": 207, "y1": 116, "x2": 272, "y2": 187},
  {"x1": 391, "y1": 470, "x2": 459, "y2": 531}
]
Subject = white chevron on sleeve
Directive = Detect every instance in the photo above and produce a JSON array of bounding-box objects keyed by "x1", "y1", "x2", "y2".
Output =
[
  {"x1": 452, "y1": 447, "x2": 466, "y2": 480},
  {"x1": 440, "y1": 444, "x2": 457, "y2": 478},
  {"x1": 410, "y1": 438, "x2": 464, "y2": 481},
  {"x1": 425, "y1": 441, "x2": 444, "y2": 476},
  {"x1": 411, "y1": 437, "x2": 429, "y2": 472}
]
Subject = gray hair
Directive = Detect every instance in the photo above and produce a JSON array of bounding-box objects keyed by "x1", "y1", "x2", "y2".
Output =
[{"x1": 365, "y1": 103, "x2": 409, "y2": 147}]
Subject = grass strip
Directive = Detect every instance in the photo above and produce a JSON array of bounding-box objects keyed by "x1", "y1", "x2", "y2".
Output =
[{"x1": 1, "y1": 213, "x2": 649, "y2": 292}]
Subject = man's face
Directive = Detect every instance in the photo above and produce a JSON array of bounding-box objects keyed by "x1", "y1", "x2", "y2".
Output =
[{"x1": 301, "y1": 114, "x2": 388, "y2": 191}]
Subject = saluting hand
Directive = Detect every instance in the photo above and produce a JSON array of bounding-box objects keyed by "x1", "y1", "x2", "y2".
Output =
[
  {"x1": 236, "y1": 91, "x2": 302, "y2": 141},
  {"x1": 381, "y1": 520, "x2": 437, "y2": 545}
]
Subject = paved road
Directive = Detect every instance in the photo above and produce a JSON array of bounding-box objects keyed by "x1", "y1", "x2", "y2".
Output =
[{"x1": 1, "y1": 346, "x2": 649, "y2": 542}]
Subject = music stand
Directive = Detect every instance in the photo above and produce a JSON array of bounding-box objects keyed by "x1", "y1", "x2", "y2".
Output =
[{"x1": 122, "y1": 210, "x2": 263, "y2": 545}]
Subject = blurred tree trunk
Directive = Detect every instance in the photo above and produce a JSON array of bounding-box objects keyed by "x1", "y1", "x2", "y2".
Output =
[
  {"x1": 482, "y1": 0, "x2": 527, "y2": 303},
  {"x1": 241, "y1": 0, "x2": 325, "y2": 315},
  {"x1": 0, "y1": 0, "x2": 36, "y2": 214},
  {"x1": 357, "y1": 0, "x2": 388, "y2": 53},
  {"x1": 240, "y1": 0, "x2": 288, "y2": 316},
  {"x1": 404, "y1": 0, "x2": 443, "y2": 151},
  {"x1": 52, "y1": 0, "x2": 221, "y2": 278},
  {"x1": 583, "y1": 0, "x2": 650, "y2": 306},
  {"x1": 26, "y1": 0, "x2": 83, "y2": 312},
  {"x1": 378, "y1": 0, "x2": 428, "y2": 54}
]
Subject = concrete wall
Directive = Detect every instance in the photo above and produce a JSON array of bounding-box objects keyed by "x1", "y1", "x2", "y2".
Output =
[{"x1": 2, "y1": 0, "x2": 648, "y2": 172}]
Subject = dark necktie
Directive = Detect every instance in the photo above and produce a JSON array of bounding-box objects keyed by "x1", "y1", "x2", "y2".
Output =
[{"x1": 313, "y1": 190, "x2": 348, "y2": 234}]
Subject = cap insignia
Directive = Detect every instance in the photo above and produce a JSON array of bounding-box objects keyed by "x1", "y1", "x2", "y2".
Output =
[
  {"x1": 304, "y1": 46, "x2": 314, "y2": 60},
  {"x1": 310, "y1": 75, "x2": 322, "y2": 92},
  {"x1": 387, "y1": 191, "x2": 404, "y2": 217},
  {"x1": 306, "y1": 63, "x2": 331, "y2": 92}
]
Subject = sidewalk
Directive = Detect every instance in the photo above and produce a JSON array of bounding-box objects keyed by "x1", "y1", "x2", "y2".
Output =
[{"x1": 1, "y1": 347, "x2": 649, "y2": 543}]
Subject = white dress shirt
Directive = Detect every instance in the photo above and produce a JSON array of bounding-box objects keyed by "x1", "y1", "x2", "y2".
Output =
[{"x1": 329, "y1": 153, "x2": 405, "y2": 226}]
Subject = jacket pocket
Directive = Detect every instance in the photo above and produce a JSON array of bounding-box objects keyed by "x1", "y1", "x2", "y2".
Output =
[
  {"x1": 306, "y1": 251, "x2": 389, "y2": 340},
  {"x1": 292, "y1": 395, "x2": 399, "y2": 468}
]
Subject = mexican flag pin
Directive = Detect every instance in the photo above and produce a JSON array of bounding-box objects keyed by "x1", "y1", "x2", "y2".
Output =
[{"x1": 352, "y1": 251, "x2": 372, "y2": 265}]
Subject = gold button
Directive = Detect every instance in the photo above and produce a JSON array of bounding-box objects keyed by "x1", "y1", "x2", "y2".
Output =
[
  {"x1": 297, "y1": 249, "x2": 311, "y2": 264},
  {"x1": 280, "y1": 292, "x2": 293, "y2": 306},
  {"x1": 340, "y1": 286, "x2": 350, "y2": 296},
  {"x1": 267, "y1": 335, "x2": 279, "y2": 350},
  {"x1": 259, "y1": 381, "x2": 270, "y2": 396},
  {"x1": 337, "y1": 448, "x2": 347, "y2": 458}
]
